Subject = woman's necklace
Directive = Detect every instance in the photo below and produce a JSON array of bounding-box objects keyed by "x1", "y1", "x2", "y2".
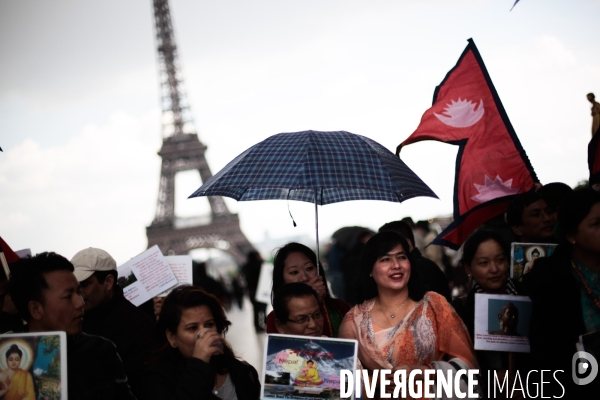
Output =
[
  {"x1": 571, "y1": 260, "x2": 600, "y2": 311},
  {"x1": 378, "y1": 297, "x2": 409, "y2": 319}
]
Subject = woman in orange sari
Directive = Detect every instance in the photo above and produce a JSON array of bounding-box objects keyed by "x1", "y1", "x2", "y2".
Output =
[
  {"x1": 338, "y1": 232, "x2": 478, "y2": 398},
  {"x1": 0, "y1": 344, "x2": 35, "y2": 400}
]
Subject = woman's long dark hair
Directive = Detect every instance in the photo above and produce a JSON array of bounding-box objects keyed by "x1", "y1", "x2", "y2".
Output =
[
  {"x1": 460, "y1": 229, "x2": 510, "y2": 268},
  {"x1": 557, "y1": 188, "x2": 600, "y2": 251},
  {"x1": 154, "y1": 285, "x2": 235, "y2": 371},
  {"x1": 355, "y1": 231, "x2": 425, "y2": 304},
  {"x1": 271, "y1": 242, "x2": 331, "y2": 304},
  {"x1": 273, "y1": 282, "x2": 320, "y2": 323}
]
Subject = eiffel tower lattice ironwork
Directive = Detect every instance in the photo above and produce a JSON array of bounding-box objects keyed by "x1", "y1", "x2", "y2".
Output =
[{"x1": 146, "y1": 0, "x2": 254, "y2": 264}]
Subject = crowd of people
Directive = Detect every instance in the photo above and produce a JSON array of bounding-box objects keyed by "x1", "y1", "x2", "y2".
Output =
[{"x1": 0, "y1": 183, "x2": 598, "y2": 399}]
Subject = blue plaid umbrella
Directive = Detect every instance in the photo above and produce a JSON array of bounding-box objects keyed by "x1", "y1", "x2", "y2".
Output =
[{"x1": 189, "y1": 130, "x2": 437, "y2": 265}]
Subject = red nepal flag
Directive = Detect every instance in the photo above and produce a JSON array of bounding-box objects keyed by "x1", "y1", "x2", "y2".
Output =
[
  {"x1": 589, "y1": 133, "x2": 600, "y2": 186},
  {"x1": 0, "y1": 236, "x2": 20, "y2": 278},
  {"x1": 0, "y1": 236, "x2": 19, "y2": 264},
  {"x1": 397, "y1": 38, "x2": 538, "y2": 249}
]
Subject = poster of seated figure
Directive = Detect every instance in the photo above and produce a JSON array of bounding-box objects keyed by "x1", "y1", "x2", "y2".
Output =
[
  {"x1": 510, "y1": 243, "x2": 557, "y2": 282},
  {"x1": 0, "y1": 332, "x2": 67, "y2": 400},
  {"x1": 261, "y1": 334, "x2": 358, "y2": 400},
  {"x1": 474, "y1": 293, "x2": 532, "y2": 353}
]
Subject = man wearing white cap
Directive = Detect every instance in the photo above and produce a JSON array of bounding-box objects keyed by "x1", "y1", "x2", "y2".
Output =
[{"x1": 71, "y1": 247, "x2": 155, "y2": 399}]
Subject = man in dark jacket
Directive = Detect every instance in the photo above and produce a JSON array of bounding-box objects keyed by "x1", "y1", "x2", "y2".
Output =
[
  {"x1": 8, "y1": 251, "x2": 136, "y2": 399},
  {"x1": 506, "y1": 190, "x2": 557, "y2": 244},
  {"x1": 71, "y1": 247, "x2": 155, "y2": 398},
  {"x1": 523, "y1": 247, "x2": 600, "y2": 397}
]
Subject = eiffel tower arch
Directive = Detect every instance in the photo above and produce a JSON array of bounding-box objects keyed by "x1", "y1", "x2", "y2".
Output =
[{"x1": 146, "y1": 0, "x2": 254, "y2": 264}]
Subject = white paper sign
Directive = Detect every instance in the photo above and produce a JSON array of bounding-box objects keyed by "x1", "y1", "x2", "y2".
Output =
[
  {"x1": 474, "y1": 293, "x2": 532, "y2": 353},
  {"x1": 117, "y1": 245, "x2": 178, "y2": 306},
  {"x1": 157, "y1": 255, "x2": 194, "y2": 296},
  {"x1": 255, "y1": 262, "x2": 273, "y2": 304}
]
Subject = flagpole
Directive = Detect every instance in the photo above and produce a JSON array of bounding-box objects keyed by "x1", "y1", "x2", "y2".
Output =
[
  {"x1": 314, "y1": 188, "x2": 320, "y2": 274},
  {"x1": 0, "y1": 253, "x2": 10, "y2": 279}
]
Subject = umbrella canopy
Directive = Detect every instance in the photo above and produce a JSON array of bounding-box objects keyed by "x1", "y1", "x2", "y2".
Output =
[
  {"x1": 189, "y1": 130, "x2": 437, "y2": 268},
  {"x1": 189, "y1": 130, "x2": 437, "y2": 204}
]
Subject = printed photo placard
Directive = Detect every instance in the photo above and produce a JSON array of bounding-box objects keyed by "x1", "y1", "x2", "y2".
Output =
[
  {"x1": 474, "y1": 293, "x2": 532, "y2": 353},
  {"x1": 261, "y1": 334, "x2": 358, "y2": 400},
  {"x1": 0, "y1": 331, "x2": 68, "y2": 400},
  {"x1": 510, "y1": 243, "x2": 556, "y2": 282}
]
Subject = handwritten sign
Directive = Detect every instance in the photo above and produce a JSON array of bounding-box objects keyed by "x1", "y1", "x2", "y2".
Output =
[
  {"x1": 157, "y1": 255, "x2": 193, "y2": 296},
  {"x1": 117, "y1": 245, "x2": 177, "y2": 306}
]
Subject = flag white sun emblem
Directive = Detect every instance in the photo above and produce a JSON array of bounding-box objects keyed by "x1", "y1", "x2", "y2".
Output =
[
  {"x1": 471, "y1": 175, "x2": 519, "y2": 203},
  {"x1": 434, "y1": 98, "x2": 484, "y2": 128}
]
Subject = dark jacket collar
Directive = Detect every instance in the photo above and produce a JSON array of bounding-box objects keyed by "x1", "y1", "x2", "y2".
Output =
[
  {"x1": 85, "y1": 285, "x2": 125, "y2": 319},
  {"x1": 410, "y1": 247, "x2": 422, "y2": 259}
]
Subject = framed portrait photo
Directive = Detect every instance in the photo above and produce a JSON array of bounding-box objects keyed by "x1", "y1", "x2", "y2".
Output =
[
  {"x1": 474, "y1": 293, "x2": 532, "y2": 353},
  {"x1": 510, "y1": 243, "x2": 557, "y2": 282},
  {"x1": 0, "y1": 331, "x2": 67, "y2": 400},
  {"x1": 261, "y1": 334, "x2": 358, "y2": 400}
]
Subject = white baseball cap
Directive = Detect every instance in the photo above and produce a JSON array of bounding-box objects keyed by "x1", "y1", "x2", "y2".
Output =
[{"x1": 71, "y1": 248, "x2": 116, "y2": 282}]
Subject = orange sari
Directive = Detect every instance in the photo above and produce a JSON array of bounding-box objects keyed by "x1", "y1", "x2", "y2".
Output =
[{"x1": 339, "y1": 291, "x2": 478, "y2": 371}]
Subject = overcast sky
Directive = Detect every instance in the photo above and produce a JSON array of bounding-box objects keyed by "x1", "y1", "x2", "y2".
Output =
[{"x1": 1, "y1": 0, "x2": 598, "y2": 265}]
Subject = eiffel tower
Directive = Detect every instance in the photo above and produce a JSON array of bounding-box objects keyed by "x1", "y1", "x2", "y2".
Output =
[{"x1": 146, "y1": 0, "x2": 254, "y2": 264}]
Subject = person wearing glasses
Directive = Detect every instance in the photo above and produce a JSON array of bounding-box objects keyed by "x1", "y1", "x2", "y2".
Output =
[
  {"x1": 273, "y1": 283, "x2": 324, "y2": 337},
  {"x1": 267, "y1": 243, "x2": 351, "y2": 337}
]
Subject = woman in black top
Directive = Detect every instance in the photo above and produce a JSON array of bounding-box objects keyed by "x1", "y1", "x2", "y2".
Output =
[
  {"x1": 525, "y1": 188, "x2": 600, "y2": 397},
  {"x1": 451, "y1": 229, "x2": 522, "y2": 394},
  {"x1": 144, "y1": 285, "x2": 260, "y2": 400}
]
